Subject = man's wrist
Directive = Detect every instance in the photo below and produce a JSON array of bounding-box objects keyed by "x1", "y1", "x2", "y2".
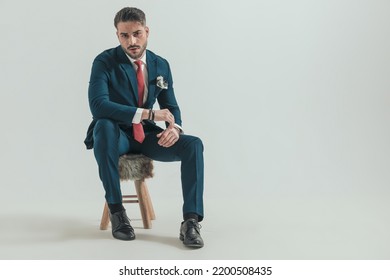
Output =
[{"x1": 141, "y1": 109, "x2": 149, "y2": 120}]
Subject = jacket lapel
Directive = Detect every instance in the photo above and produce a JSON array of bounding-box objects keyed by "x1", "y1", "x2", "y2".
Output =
[
  {"x1": 116, "y1": 46, "x2": 139, "y2": 104},
  {"x1": 146, "y1": 50, "x2": 157, "y2": 108}
]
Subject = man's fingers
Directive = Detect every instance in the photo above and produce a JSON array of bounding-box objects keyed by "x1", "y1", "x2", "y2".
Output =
[
  {"x1": 155, "y1": 109, "x2": 175, "y2": 124},
  {"x1": 164, "y1": 111, "x2": 175, "y2": 125},
  {"x1": 157, "y1": 130, "x2": 169, "y2": 144},
  {"x1": 157, "y1": 129, "x2": 178, "y2": 147},
  {"x1": 159, "y1": 134, "x2": 172, "y2": 146}
]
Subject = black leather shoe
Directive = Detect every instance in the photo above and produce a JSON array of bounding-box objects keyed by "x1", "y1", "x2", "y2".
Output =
[
  {"x1": 109, "y1": 209, "x2": 135, "y2": 241},
  {"x1": 179, "y1": 218, "x2": 204, "y2": 248}
]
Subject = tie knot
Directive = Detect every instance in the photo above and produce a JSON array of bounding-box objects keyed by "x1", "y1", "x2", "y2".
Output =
[{"x1": 134, "y1": 60, "x2": 142, "y2": 68}]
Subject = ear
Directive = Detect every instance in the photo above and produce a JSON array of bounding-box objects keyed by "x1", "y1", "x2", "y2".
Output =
[{"x1": 145, "y1": 26, "x2": 150, "y2": 37}]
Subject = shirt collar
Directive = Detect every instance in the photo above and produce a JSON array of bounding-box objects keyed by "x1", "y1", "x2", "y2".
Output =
[{"x1": 125, "y1": 51, "x2": 147, "y2": 66}]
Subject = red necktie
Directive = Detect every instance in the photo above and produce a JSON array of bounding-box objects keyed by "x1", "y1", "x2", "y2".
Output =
[{"x1": 133, "y1": 60, "x2": 145, "y2": 143}]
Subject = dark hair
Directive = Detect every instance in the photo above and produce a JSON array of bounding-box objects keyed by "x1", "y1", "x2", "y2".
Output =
[{"x1": 114, "y1": 7, "x2": 146, "y2": 28}]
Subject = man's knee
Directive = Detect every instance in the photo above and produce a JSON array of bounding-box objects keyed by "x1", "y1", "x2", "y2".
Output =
[
  {"x1": 193, "y1": 137, "x2": 203, "y2": 150},
  {"x1": 183, "y1": 136, "x2": 204, "y2": 153}
]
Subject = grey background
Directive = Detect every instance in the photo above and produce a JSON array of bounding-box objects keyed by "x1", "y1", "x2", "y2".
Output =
[{"x1": 0, "y1": 0, "x2": 389, "y2": 259}]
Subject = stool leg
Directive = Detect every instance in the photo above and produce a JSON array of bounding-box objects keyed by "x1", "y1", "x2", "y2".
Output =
[
  {"x1": 135, "y1": 180, "x2": 152, "y2": 229},
  {"x1": 144, "y1": 184, "x2": 156, "y2": 220},
  {"x1": 100, "y1": 202, "x2": 110, "y2": 230}
]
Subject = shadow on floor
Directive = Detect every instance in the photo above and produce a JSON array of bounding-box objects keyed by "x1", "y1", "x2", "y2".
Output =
[{"x1": 0, "y1": 213, "x2": 189, "y2": 250}]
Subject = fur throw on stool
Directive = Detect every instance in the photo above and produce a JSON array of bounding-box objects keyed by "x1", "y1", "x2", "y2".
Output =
[{"x1": 118, "y1": 154, "x2": 154, "y2": 181}]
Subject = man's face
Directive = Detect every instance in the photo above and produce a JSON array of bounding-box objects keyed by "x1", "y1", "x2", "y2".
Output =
[{"x1": 116, "y1": 21, "x2": 149, "y2": 59}]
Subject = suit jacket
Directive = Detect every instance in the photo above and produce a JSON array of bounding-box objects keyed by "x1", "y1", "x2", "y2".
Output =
[{"x1": 84, "y1": 46, "x2": 182, "y2": 149}]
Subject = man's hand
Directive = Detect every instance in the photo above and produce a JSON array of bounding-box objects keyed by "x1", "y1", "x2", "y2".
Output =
[
  {"x1": 141, "y1": 108, "x2": 175, "y2": 125},
  {"x1": 141, "y1": 109, "x2": 175, "y2": 125},
  {"x1": 154, "y1": 109, "x2": 175, "y2": 126},
  {"x1": 141, "y1": 108, "x2": 179, "y2": 147},
  {"x1": 157, "y1": 125, "x2": 180, "y2": 147}
]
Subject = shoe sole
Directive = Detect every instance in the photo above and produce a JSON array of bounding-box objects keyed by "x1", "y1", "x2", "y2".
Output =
[
  {"x1": 114, "y1": 236, "x2": 136, "y2": 241},
  {"x1": 113, "y1": 233, "x2": 136, "y2": 241}
]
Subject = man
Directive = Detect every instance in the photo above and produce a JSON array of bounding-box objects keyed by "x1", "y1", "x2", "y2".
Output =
[{"x1": 84, "y1": 7, "x2": 204, "y2": 248}]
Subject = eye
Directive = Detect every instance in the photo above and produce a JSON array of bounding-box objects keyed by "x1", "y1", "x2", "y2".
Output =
[
  {"x1": 120, "y1": 33, "x2": 129, "y2": 39},
  {"x1": 133, "y1": 31, "x2": 142, "y2": 38}
]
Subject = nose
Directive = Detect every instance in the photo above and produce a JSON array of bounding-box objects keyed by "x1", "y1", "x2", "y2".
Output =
[{"x1": 129, "y1": 35, "x2": 137, "y2": 45}]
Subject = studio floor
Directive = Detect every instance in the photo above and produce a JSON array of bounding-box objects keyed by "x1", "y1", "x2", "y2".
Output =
[{"x1": 1, "y1": 190, "x2": 389, "y2": 260}]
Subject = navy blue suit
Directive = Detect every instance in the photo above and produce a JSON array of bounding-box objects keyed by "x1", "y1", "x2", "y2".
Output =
[{"x1": 84, "y1": 46, "x2": 204, "y2": 220}]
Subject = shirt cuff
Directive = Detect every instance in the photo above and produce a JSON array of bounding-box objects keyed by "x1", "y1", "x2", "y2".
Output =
[
  {"x1": 132, "y1": 108, "x2": 144, "y2": 124},
  {"x1": 174, "y1": 124, "x2": 184, "y2": 134}
]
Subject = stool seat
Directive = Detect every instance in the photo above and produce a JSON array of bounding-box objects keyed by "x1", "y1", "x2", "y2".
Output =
[{"x1": 100, "y1": 154, "x2": 156, "y2": 229}]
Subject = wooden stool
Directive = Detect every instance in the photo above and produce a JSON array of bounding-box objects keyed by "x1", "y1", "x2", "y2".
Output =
[{"x1": 100, "y1": 154, "x2": 156, "y2": 229}]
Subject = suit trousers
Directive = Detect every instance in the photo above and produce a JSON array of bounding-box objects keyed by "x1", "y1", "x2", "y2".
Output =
[{"x1": 92, "y1": 119, "x2": 204, "y2": 221}]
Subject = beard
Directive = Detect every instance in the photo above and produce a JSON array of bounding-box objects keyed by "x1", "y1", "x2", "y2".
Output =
[{"x1": 123, "y1": 41, "x2": 148, "y2": 60}]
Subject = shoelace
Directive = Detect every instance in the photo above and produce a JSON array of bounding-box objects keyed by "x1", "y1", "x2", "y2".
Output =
[
  {"x1": 115, "y1": 212, "x2": 130, "y2": 225},
  {"x1": 187, "y1": 221, "x2": 202, "y2": 234}
]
